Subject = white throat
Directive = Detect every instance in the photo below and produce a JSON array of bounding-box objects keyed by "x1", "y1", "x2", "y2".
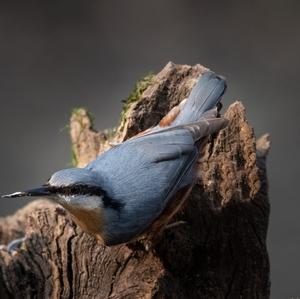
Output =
[{"x1": 57, "y1": 194, "x2": 104, "y2": 210}]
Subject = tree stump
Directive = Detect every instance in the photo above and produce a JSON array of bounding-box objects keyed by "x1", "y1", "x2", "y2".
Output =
[{"x1": 0, "y1": 62, "x2": 271, "y2": 299}]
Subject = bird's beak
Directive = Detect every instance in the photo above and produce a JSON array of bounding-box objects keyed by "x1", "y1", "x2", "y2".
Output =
[{"x1": 2, "y1": 187, "x2": 51, "y2": 198}]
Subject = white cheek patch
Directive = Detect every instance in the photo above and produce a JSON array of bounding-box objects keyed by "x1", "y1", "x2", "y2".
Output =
[{"x1": 60, "y1": 194, "x2": 103, "y2": 210}]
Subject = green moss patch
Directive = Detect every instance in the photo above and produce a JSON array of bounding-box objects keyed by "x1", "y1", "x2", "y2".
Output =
[{"x1": 120, "y1": 73, "x2": 154, "y2": 123}]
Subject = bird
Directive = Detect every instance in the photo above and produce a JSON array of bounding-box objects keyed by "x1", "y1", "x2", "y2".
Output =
[{"x1": 2, "y1": 71, "x2": 228, "y2": 246}]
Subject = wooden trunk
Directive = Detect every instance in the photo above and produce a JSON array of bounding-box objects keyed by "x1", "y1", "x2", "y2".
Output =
[{"x1": 0, "y1": 62, "x2": 270, "y2": 299}]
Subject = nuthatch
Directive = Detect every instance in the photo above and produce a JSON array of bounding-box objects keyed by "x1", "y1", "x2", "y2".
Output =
[{"x1": 3, "y1": 71, "x2": 227, "y2": 246}]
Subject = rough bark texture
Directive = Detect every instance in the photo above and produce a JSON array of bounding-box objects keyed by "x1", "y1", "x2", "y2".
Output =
[{"x1": 0, "y1": 62, "x2": 270, "y2": 299}]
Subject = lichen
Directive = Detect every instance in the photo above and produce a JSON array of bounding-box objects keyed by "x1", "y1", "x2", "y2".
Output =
[
  {"x1": 103, "y1": 127, "x2": 118, "y2": 139},
  {"x1": 120, "y1": 73, "x2": 155, "y2": 124},
  {"x1": 68, "y1": 73, "x2": 154, "y2": 166},
  {"x1": 70, "y1": 145, "x2": 79, "y2": 167},
  {"x1": 69, "y1": 107, "x2": 94, "y2": 167},
  {"x1": 71, "y1": 107, "x2": 94, "y2": 128}
]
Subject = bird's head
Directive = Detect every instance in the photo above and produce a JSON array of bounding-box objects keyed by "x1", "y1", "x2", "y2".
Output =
[
  {"x1": 2, "y1": 168, "x2": 105, "y2": 211},
  {"x1": 2, "y1": 168, "x2": 115, "y2": 241}
]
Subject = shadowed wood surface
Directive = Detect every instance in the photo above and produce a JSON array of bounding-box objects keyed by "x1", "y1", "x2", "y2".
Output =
[{"x1": 0, "y1": 62, "x2": 270, "y2": 299}]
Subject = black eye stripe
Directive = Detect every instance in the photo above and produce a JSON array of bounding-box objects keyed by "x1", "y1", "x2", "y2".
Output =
[
  {"x1": 47, "y1": 184, "x2": 104, "y2": 196},
  {"x1": 45, "y1": 184, "x2": 123, "y2": 211}
]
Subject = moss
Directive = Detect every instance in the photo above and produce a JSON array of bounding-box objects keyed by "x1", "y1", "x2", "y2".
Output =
[
  {"x1": 86, "y1": 110, "x2": 95, "y2": 126},
  {"x1": 20, "y1": 241, "x2": 28, "y2": 252},
  {"x1": 120, "y1": 73, "x2": 155, "y2": 123},
  {"x1": 60, "y1": 123, "x2": 70, "y2": 133},
  {"x1": 68, "y1": 73, "x2": 154, "y2": 166},
  {"x1": 71, "y1": 107, "x2": 94, "y2": 127},
  {"x1": 68, "y1": 107, "x2": 94, "y2": 167},
  {"x1": 71, "y1": 107, "x2": 83, "y2": 118},
  {"x1": 70, "y1": 145, "x2": 79, "y2": 167},
  {"x1": 103, "y1": 127, "x2": 118, "y2": 139}
]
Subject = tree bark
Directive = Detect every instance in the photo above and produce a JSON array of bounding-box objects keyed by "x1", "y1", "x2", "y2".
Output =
[{"x1": 0, "y1": 62, "x2": 271, "y2": 299}]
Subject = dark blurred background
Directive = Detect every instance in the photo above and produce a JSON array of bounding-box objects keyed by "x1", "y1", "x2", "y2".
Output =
[{"x1": 0, "y1": 0, "x2": 299, "y2": 297}]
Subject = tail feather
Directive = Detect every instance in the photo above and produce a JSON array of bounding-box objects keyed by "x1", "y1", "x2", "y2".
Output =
[
  {"x1": 172, "y1": 71, "x2": 226, "y2": 126},
  {"x1": 183, "y1": 117, "x2": 229, "y2": 142},
  {"x1": 132, "y1": 70, "x2": 227, "y2": 139}
]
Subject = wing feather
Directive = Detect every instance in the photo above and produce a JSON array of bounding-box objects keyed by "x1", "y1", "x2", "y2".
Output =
[{"x1": 86, "y1": 115, "x2": 227, "y2": 244}]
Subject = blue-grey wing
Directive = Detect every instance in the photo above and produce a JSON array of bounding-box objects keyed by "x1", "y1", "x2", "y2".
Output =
[
  {"x1": 87, "y1": 128, "x2": 197, "y2": 207},
  {"x1": 86, "y1": 129, "x2": 198, "y2": 244},
  {"x1": 86, "y1": 117, "x2": 227, "y2": 244}
]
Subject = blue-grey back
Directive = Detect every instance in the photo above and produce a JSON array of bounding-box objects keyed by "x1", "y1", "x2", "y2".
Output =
[
  {"x1": 86, "y1": 129, "x2": 197, "y2": 243},
  {"x1": 85, "y1": 70, "x2": 227, "y2": 244},
  {"x1": 172, "y1": 71, "x2": 226, "y2": 126}
]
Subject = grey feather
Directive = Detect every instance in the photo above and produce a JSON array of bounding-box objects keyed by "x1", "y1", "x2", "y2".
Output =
[
  {"x1": 86, "y1": 130, "x2": 198, "y2": 244},
  {"x1": 5, "y1": 70, "x2": 228, "y2": 246},
  {"x1": 172, "y1": 71, "x2": 226, "y2": 126},
  {"x1": 84, "y1": 70, "x2": 228, "y2": 245}
]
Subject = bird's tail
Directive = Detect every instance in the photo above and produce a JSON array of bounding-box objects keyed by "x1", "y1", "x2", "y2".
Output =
[{"x1": 170, "y1": 71, "x2": 226, "y2": 126}]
